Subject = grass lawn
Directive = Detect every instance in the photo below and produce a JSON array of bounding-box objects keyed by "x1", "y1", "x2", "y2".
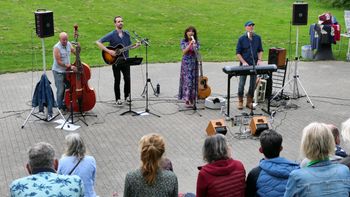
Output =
[{"x1": 0, "y1": 0, "x2": 346, "y2": 74}]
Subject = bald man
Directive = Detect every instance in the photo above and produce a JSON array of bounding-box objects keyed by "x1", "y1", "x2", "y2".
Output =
[{"x1": 52, "y1": 32, "x2": 76, "y2": 110}]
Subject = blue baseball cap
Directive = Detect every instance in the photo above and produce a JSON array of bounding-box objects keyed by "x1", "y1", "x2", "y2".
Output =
[{"x1": 245, "y1": 21, "x2": 255, "y2": 27}]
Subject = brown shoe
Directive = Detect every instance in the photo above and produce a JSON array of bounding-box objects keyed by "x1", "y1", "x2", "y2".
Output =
[
  {"x1": 246, "y1": 96, "x2": 254, "y2": 109},
  {"x1": 237, "y1": 96, "x2": 244, "y2": 110}
]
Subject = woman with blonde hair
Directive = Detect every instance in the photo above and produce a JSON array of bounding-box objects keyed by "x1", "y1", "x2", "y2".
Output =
[
  {"x1": 124, "y1": 133, "x2": 178, "y2": 197},
  {"x1": 58, "y1": 133, "x2": 97, "y2": 197},
  {"x1": 284, "y1": 122, "x2": 350, "y2": 197}
]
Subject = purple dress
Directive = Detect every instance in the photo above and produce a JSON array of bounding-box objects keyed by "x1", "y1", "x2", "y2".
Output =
[{"x1": 178, "y1": 39, "x2": 199, "y2": 102}]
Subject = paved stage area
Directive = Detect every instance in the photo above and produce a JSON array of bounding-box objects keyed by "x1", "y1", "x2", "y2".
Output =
[{"x1": 1, "y1": 61, "x2": 350, "y2": 196}]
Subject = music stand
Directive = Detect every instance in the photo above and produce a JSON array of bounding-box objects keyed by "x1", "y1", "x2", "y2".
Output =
[{"x1": 118, "y1": 57, "x2": 143, "y2": 116}]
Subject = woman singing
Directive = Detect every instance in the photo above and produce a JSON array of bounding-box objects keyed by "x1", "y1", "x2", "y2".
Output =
[{"x1": 178, "y1": 26, "x2": 200, "y2": 107}]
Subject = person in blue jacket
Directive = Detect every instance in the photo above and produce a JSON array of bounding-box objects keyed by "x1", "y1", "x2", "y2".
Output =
[{"x1": 246, "y1": 129, "x2": 299, "y2": 197}]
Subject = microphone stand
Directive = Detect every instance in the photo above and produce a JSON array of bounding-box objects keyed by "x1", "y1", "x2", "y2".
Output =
[
  {"x1": 248, "y1": 33, "x2": 258, "y2": 116},
  {"x1": 133, "y1": 34, "x2": 160, "y2": 117}
]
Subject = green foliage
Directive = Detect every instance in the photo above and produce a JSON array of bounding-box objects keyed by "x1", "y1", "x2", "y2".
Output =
[
  {"x1": 0, "y1": 0, "x2": 346, "y2": 74},
  {"x1": 322, "y1": 0, "x2": 350, "y2": 9}
]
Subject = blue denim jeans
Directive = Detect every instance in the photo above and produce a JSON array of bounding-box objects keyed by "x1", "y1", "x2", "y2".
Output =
[
  {"x1": 238, "y1": 75, "x2": 256, "y2": 97},
  {"x1": 52, "y1": 70, "x2": 66, "y2": 109}
]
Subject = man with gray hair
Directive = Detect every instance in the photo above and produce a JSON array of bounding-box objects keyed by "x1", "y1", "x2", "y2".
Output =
[{"x1": 10, "y1": 142, "x2": 84, "y2": 196}]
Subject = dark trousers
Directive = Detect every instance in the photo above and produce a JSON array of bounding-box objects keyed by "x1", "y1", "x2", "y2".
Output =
[{"x1": 112, "y1": 63, "x2": 130, "y2": 101}]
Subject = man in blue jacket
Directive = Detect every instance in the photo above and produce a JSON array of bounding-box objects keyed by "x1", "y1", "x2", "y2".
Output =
[{"x1": 245, "y1": 129, "x2": 299, "y2": 197}]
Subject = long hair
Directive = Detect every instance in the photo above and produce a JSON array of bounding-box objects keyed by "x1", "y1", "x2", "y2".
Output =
[
  {"x1": 301, "y1": 122, "x2": 335, "y2": 161},
  {"x1": 183, "y1": 26, "x2": 197, "y2": 42},
  {"x1": 139, "y1": 133, "x2": 165, "y2": 185},
  {"x1": 202, "y1": 134, "x2": 229, "y2": 163},
  {"x1": 64, "y1": 133, "x2": 86, "y2": 159}
]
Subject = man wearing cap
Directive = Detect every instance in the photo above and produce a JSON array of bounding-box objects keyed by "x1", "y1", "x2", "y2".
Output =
[{"x1": 236, "y1": 21, "x2": 263, "y2": 110}]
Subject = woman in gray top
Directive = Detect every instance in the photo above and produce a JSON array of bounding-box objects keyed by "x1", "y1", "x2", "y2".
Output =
[{"x1": 123, "y1": 133, "x2": 178, "y2": 197}]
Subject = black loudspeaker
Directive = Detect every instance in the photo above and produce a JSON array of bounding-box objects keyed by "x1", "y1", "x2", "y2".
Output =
[
  {"x1": 292, "y1": 2, "x2": 308, "y2": 25},
  {"x1": 35, "y1": 10, "x2": 54, "y2": 38}
]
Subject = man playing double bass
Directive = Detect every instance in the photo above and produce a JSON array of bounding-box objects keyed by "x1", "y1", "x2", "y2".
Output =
[
  {"x1": 52, "y1": 32, "x2": 77, "y2": 110},
  {"x1": 96, "y1": 16, "x2": 140, "y2": 105}
]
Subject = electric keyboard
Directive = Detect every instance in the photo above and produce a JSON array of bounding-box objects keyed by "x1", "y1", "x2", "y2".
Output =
[
  {"x1": 223, "y1": 64, "x2": 277, "y2": 118},
  {"x1": 223, "y1": 64, "x2": 277, "y2": 76}
]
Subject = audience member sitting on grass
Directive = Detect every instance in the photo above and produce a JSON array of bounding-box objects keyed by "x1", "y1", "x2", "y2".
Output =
[
  {"x1": 123, "y1": 133, "x2": 178, "y2": 197},
  {"x1": 340, "y1": 118, "x2": 350, "y2": 168},
  {"x1": 9, "y1": 142, "x2": 84, "y2": 197},
  {"x1": 196, "y1": 134, "x2": 246, "y2": 197},
  {"x1": 284, "y1": 122, "x2": 350, "y2": 197},
  {"x1": 245, "y1": 129, "x2": 299, "y2": 197},
  {"x1": 58, "y1": 133, "x2": 97, "y2": 197},
  {"x1": 330, "y1": 124, "x2": 347, "y2": 158}
]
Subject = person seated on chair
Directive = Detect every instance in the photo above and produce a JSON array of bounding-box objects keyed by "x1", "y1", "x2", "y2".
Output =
[
  {"x1": 123, "y1": 133, "x2": 178, "y2": 197},
  {"x1": 9, "y1": 142, "x2": 84, "y2": 196},
  {"x1": 245, "y1": 129, "x2": 299, "y2": 197},
  {"x1": 196, "y1": 134, "x2": 246, "y2": 197},
  {"x1": 284, "y1": 122, "x2": 350, "y2": 196}
]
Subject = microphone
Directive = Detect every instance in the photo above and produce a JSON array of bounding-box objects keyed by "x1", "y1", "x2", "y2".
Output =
[
  {"x1": 248, "y1": 31, "x2": 253, "y2": 40},
  {"x1": 191, "y1": 36, "x2": 196, "y2": 43}
]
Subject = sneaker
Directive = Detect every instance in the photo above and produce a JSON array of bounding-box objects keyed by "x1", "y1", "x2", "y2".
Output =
[
  {"x1": 47, "y1": 114, "x2": 54, "y2": 121},
  {"x1": 116, "y1": 100, "x2": 123, "y2": 105}
]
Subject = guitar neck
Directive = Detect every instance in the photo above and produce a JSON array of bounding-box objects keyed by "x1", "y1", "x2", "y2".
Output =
[{"x1": 119, "y1": 44, "x2": 135, "y2": 53}]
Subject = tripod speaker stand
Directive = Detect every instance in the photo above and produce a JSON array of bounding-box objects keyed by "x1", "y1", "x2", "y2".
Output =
[{"x1": 270, "y1": 26, "x2": 315, "y2": 108}]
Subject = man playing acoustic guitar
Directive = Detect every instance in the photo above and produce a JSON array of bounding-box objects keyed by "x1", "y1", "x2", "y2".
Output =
[{"x1": 96, "y1": 16, "x2": 140, "y2": 105}]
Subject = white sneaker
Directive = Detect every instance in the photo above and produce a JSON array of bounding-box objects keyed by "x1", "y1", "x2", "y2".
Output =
[
  {"x1": 116, "y1": 100, "x2": 123, "y2": 105},
  {"x1": 125, "y1": 97, "x2": 131, "y2": 104}
]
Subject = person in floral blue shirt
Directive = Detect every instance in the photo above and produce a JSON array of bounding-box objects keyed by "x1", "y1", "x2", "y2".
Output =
[{"x1": 9, "y1": 142, "x2": 84, "y2": 197}]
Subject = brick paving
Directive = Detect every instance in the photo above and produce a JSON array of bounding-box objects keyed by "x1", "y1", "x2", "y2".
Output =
[{"x1": 1, "y1": 61, "x2": 350, "y2": 196}]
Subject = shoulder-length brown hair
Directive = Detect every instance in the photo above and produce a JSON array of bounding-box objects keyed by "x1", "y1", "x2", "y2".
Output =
[
  {"x1": 183, "y1": 26, "x2": 198, "y2": 42},
  {"x1": 139, "y1": 133, "x2": 165, "y2": 185}
]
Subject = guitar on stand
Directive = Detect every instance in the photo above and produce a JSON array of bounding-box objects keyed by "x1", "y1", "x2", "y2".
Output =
[{"x1": 192, "y1": 37, "x2": 211, "y2": 100}]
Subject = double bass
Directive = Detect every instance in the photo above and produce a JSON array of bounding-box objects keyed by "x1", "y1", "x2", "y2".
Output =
[{"x1": 65, "y1": 24, "x2": 96, "y2": 112}]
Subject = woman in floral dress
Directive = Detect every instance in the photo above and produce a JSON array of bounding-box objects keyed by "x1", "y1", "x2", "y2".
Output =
[{"x1": 178, "y1": 26, "x2": 200, "y2": 106}]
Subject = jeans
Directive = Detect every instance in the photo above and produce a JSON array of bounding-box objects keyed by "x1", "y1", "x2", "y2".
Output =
[
  {"x1": 52, "y1": 70, "x2": 66, "y2": 109},
  {"x1": 238, "y1": 74, "x2": 257, "y2": 97},
  {"x1": 112, "y1": 63, "x2": 130, "y2": 101}
]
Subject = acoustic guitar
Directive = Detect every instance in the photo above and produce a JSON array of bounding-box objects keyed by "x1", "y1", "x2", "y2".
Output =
[
  {"x1": 101, "y1": 44, "x2": 136, "y2": 65},
  {"x1": 192, "y1": 40, "x2": 211, "y2": 99}
]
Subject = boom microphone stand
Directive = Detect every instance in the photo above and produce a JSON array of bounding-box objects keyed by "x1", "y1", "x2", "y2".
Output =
[{"x1": 134, "y1": 36, "x2": 160, "y2": 117}]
